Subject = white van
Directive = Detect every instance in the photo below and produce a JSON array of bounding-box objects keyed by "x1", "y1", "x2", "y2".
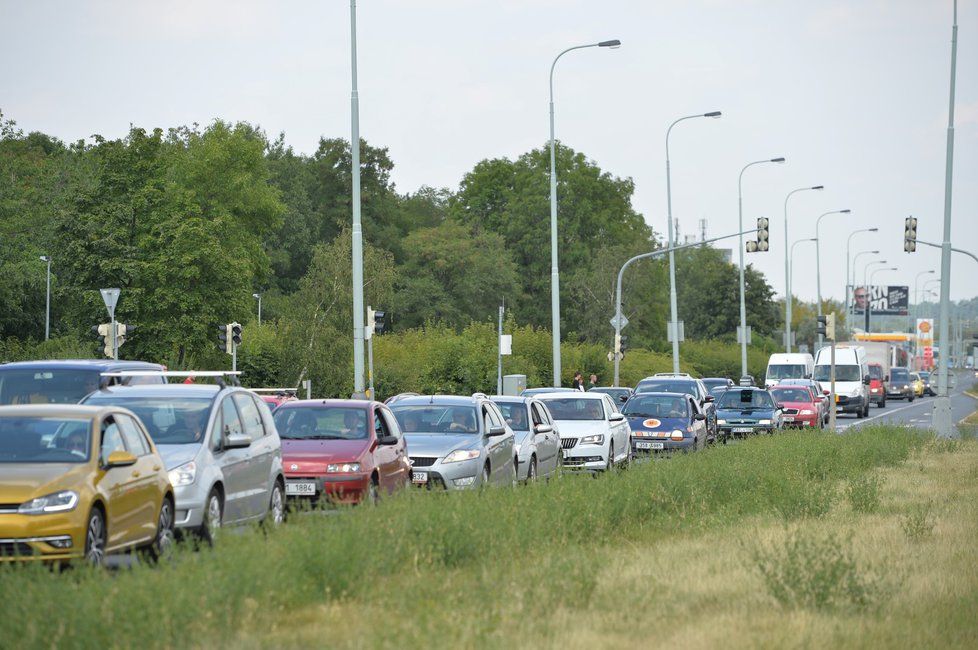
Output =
[
  {"x1": 813, "y1": 345, "x2": 870, "y2": 418},
  {"x1": 765, "y1": 353, "x2": 815, "y2": 388}
]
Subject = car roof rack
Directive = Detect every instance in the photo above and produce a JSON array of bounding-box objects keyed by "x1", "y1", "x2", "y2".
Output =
[{"x1": 100, "y1": 370, "x2": 243, "y2": 389}]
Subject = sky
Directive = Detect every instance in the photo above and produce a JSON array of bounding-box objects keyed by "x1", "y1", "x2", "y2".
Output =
[{"x1": 1, "y1": 0, "x2": 976, "y2": 304}]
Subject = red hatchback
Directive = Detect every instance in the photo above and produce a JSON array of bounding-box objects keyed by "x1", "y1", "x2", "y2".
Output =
[
  {"x1": 272, "y1": 400, "x2": 411, "y2": 505},
  {"x1": 770, "y1": 385, "x2": 823, "y2": 429}
]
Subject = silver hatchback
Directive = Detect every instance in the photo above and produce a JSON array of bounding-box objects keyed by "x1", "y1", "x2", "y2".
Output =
[
  {"x1": 83, "y1": 381, "x2": 285, "y2": 539},
  {"x1": 490, "y1": 396, "x2": 561, "y2": 481}
]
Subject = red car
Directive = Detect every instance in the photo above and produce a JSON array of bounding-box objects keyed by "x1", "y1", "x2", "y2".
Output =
[
  {"x1": 771, "y1": 385, "x2": 823, "y2": 429},
  {"x1": 272, "y1": 399, "x2": 411, "y2": 505},
  {"x1": 866, "y1": 363, "x2": 887, "y2": 407},
  {"x1": 251, "y1": 388, "x2": 298, "y2": 410}
]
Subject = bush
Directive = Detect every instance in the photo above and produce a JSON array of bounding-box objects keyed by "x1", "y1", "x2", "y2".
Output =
[
  {"x1": 901, "y1": 501, "x2": 936, "y2": 541},
  {"x1": 845, "y1": 473, "x2": 884, "y2": 513}
]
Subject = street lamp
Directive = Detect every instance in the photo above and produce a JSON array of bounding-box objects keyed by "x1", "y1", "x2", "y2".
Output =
[
  {"x1": 911, "y1": 270, "x2": 935, "y2": 332},
  {"x1": 665, "y1": 110, "x2": 722, "y2": 371},
  {"x1": 39, "y1": 255, "x2": 51, "y2": 341},
  {"x1": 548, "y1": 38, "x2": 621, "y2": 387},
  {"x1": 787, "y1": 238, "x2": 817, "y2": 346},
  {"x1": 350, "y1": 0, "x2": 366, "y2": 397},
  {"x1": 844, "y1": 228, "x2": 878, "y2": 324},
  {"x1": 859, "y1": 259, "x2": 887, "y2": 333},
  {"x1": 814, "y1": 209, "x2": 851, "y2": 347},
  {"x1": 737, "y1": 157, "x2": 785, "y2": 376},
  {"x1": 783, "y1": 185, "x2": 823, "y2": 352},
  {"x1": 252, "y1": 293, "x2": 262, "y2": 326},
  {"x1": 867, "y1": 267, "x2": 898, "y2": 333}
]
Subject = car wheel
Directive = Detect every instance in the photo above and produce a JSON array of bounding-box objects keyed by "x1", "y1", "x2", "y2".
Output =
[
  {"x1": 147, "y1": 497, "x2": 175, "y2": 562},
  {"x1": 266, "y1": 481, "x2": 285, "y2": 524},
  {"x1": 606, "y1": 443, "x2": 614, "y2": 472},
  {"x1": 84, "y1": 508, "x2": 106, "y2": 567},
  {"x1": 526, "y1": 456, "x2": 537, "y2": 483},
  {"x1": 365, "y1": 477, "x2": 380, "y2": 505},
  {"x1": 481, "y1": 463, "x2": 491, "y2": 488},
  {"x1": 880, "y1": 398, "x2": 886, "y2": 408},
  {"x1": 200, "y1": 488, "x2": 223, "y2": 543}
]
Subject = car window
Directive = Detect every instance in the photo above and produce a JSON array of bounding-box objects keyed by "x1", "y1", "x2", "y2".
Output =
[
  {"x1": 233, "y1": 393, "x2": 266, "y2": 440},
  {"x1": 100, "y1": 417, "x2": 127, "y2": 464},
  {"x1": 689, "y1": 398, "x2": 700, "y2": 415},
  {"x1": 117, "y1": 414, "x2": 151, "y2": 456},
  {"x1": 604, "y1": 396, "x2": 619, "y2": 414},
  {"x1": 540, "y1": 398, "x2": 605, "y2": 421},
  {"x1": 379, "y1": 409, "x2": 401, "y2": 439},
  {"x1": 530, "y1": 403, "x2": 544, "y2": 427},
  {"x1": 374, "y1": 409, "x2": 391, "y2": 439},
  {"x1": 220, "y1": 396, "x2": 244, "y2": 442},
  {"x1": 391, "y1": 405, "x2": 480, "y2": 435},
  {"x1": 494, "y1": 402, "x2": 530, "y2": 431}
]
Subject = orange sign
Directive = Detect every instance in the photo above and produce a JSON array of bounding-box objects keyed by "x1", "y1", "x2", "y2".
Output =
[
  {"x1": 642, "y1": 418, "x2": 661, "y2": 428},
  {"x1": 919, "y1": 321, "x2": 932, "y2": 333}
]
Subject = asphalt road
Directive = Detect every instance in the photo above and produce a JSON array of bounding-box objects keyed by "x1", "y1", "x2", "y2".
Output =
[{"x1": 837, "y1": 370, "x2": 977, "y2": 433}]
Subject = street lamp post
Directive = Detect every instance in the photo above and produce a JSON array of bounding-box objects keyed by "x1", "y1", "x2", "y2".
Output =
[
  {"x1": 252, "y1": 293, "x2": 262, "y2": 326},
  {"x1": 861, "y1": 259, "x2": 888, "y2": 333},
  {"x1": 665, "y1": 111, "x2": 721, "y2": 371},
  {"x1": 548, "y1": 38, "x2": 620, "y2": 387},
  {"x1": 39, "y1": 255, "x2": 51, "y2": 341},
  {"x1": 788, "y1": 238, "x2": 816, "y2": 347},
  {"x1": 844, "y1": 228, "x2": 878, "y2": 328},
  {"x1": 737, "y1": 157, "x2": 785, "y2": 377},
  {"x1": 814, "y1": 209, "x2": 851, "y2": 348},
  {"x1": 349, "y1": 0, "x2": 366, "y2": 397},
  {"x1": 783, "y1": 186, "x2": 823, "y2": 352},
  {"x1": 850, "y1": 249, "x2": 879, "y2": 332},
  {"x1": 867, "y1": 267, "x2": 898, "y2": 333},
  {"x1": 911, "y1": 270, "x2": 935, "y2": 333}
]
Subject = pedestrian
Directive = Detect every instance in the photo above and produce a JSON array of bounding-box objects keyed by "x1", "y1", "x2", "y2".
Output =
[
  {"x1": 588, "y1": 374, "x2": 598, "y2": 389},
  {"x1": 572, "y1": 371, "x2": 585, "y2": 391}
]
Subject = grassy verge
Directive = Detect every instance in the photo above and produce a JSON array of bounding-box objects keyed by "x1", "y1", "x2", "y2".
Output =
[{"x1": 5, "y1": 428, "x2": 977, "y2": 648}]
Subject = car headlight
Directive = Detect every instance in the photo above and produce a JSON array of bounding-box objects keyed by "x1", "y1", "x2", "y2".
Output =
[
  {"x1": 903, "y1": 385, "x2": 909, "y2": 389},
  {"x1": 799, "y1": 409, "x2": 814, "y2": 415},
  {"x1": 716, "y1": 419, "x2": 727, "y2": 425},
  {"x1": 580, "y1": 434, "x2": 605, "y2": 445},
  {"x1": 758, "y1": 419, "x2": 772, "y2": 425},
  {"x1": 443, "y1": 449, "x2": 481, "y2": 464},
  {"x1": 18, "y1": 490, "x2": 79, "y2": 515},
  {"x1": 670, "y1": 429, "x2": 684, "y2": 441},
  {"x1": 327, "y1": 462, "x2": 362, "y2": 473},
  {"x1": 168, "y1": 461, "x2": 197, "y2": 487}
]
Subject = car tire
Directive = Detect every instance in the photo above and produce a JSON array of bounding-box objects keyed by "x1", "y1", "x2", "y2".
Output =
[
  {"x1": 606, "y1": 443, "x2": 614, "y2": 472},
  {"x1": 364, "y1": 476, "x2": 380, "y2": 506},
  {"x1": 199, "y1": 487, "x2": 223, "y2": 543},
  {"x1": 481, "y1": 463, "x2": 490, "y2": 488},
  {"x1": 880, "y1": 398, "x2": 886, "y2": 408},
  {"x1": 147, "y1": 496, "x2": 175, "y2": 562},
  {"x1": 84, "y1": 507, "x2": 106, "y2": 567},
  {"x1": 265, "y1": 480, "x2": 285, "y2": 524}
]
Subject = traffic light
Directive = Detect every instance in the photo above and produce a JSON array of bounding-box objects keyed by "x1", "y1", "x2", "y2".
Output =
[
  {"x1": 904, "y1": 216, "x2": 917, "y2": 252},
  {"x1": 825, "y1": 313, "x2": 836, "y2": 340},
  {"x1": 619, "y1": 334, "x2": 628, "y2": 355},
  {"x1": 373, "y1": 310, "x2": 386, "y2": 335},
  {"x1": 230, "y1": 322, "x2": 242, "y2": 347},
  {"x1": 816, "y1": 315, "x2": 827, "y2": 337},
  {"x1": 93, "y1": 323, "x2": 113, "y2": 358},
  {"x1": 217, "y1": 324, "x2": 232, "y2": 355},
  {"x1": 756, "y1": 217, "x2": 769, "y2": 251}
]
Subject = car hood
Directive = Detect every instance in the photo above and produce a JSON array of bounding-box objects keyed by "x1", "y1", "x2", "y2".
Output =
[
  {"x1": 0, "y1": 463, "x2": 91, "y2": 504},
  {"x1": 716, "y1": 408, "x2": 777, "y2": 421},
  {"x1": 157, "y1": 444, "x2": 202, "y2": 471},
  {"x1": 553, "y1": 420, "x2": 607, "y2": 438},
  {"x1": 626, "y1": 415, "x2": 687, "y2": 431},
  {"x1": 778, "y1": 401, "x2": 815, "y2": 410},
  {"x1": 404, "y1": 433, "x2": 481, "y2": 457},
  {"x1": 282, "y1": 439, "x2": 369, "y2": 463}
]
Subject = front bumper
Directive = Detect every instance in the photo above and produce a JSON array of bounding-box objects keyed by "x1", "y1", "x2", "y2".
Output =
[
  {"x1": 0, "y1": 510, "x2": 86, "y2": 562},
  {"x1": 172, "y1": 482, "x2": 210, "y2": 530},
  {"x1": 782, "y1": 413, "x2": 819, "y2": 427},
  {"x1": 409, "y1": 457, "x2": 483, "y2": 490},
  {"x1": 284, "y1": 473, "x2": 371, "y2": 505},
  {"x1": 561, "y1": 441, "x2": 609, "y2": 471},
  {"x1": 631, "y1": 435, "x2": 693, "y2": 453},
  {"x1": 719, "y1": 425, "x2": 776, "y2": 437}
]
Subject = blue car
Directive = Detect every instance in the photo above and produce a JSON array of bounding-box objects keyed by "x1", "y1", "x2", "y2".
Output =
[
  {"x1": 714, "y1": 387, "x2": 783, "y2": 441},
  {"x1": 622, "y1": 392, "x2": 710, "y2": 453}
]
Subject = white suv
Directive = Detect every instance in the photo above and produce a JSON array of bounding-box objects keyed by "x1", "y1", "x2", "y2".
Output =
[{"x1": 536, "y1": 392, "x2": 631, "y2": 472}]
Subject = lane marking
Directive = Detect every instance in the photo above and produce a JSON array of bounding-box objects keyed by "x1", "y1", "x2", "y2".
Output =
[{"x1": 846, "y1": 387, "x2": 971, "y2": 430}]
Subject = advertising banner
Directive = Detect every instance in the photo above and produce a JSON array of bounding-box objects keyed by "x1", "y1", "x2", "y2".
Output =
[
  {"x1": 916, "y1": 318, "x2": 934, "y2": 347},
  {"x1": 850, "y1": 285, "x2": 909, "y2": 316}
]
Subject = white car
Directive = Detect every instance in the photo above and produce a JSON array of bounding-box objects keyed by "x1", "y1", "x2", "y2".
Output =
[{"x1": 536, "y1": 392, "x2": 631, "y2": 472}]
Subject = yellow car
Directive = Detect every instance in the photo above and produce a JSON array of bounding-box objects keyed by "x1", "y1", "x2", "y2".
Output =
[
  {"x1": 0, "y1": 404, "x2": 173, "y2": 565},
  {"x1": 909, "y1": 373, "x2": 925, "y2": 398}
]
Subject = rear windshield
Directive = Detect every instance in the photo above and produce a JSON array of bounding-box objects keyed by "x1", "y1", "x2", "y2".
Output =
[
  {"x1": 868, "y1": 366, "x2": 883, "y2": 379},
  {"x1": 890, "y1": 368, "x2": 910, "y2": 382},
  {"x1": 391, "y1": 405, "x2": 480, "y2": 435},
  {"x1": 771, "y1": 388, "x2": 812, "y2": 403},
  {"x1": 622, "y1": 395, "x2": 688, "y2": 419},
  {"x1": 538, "y1": 398, "x2": 605, "y2": 421},
  {"x1": 0, "y1": 369, "x2": 101, "y2": 406},
  {"x1": 274, "y1": 406, "x2": 368, "y2": 440},
  {"x1": 766, "y1": 364, "x2": 808, "y2": 380},
  {"x1": 0, "y1": 416, "x2": 92, "y2": 463}
]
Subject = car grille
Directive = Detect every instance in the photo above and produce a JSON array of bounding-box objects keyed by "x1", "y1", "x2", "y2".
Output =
[
  {"x1": 783, "y1": 408, "x2": 799, "y2": 415},
  {"x1": 724, "y1": 420, "x2": 757, "y2": 425},
  {"x1": 560, "y1": 438, "x2": 578, "y2": 450},
  {"x1": 410, "y1": 456, "x2": 437, "y2": 468},
  {"x1": 0, "y1": 541, "x2": 35, "y2": 556}
]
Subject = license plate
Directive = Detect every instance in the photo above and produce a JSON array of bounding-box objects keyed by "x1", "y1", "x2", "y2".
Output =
[
  {"x1": 784, "y1": 417, "x2": 795, "y2": 422},
  {"x1": 412, "y1": 471, "x2": 428, "y2": 484},
  {"x1": 650, "y1": 442, "x2": 664, "y2": 450},
  {"x1": 285, "y1": 480, "x2": 316, "y2": 496},
  {"x1": 636, "y1": 441, "x2": 654, "y2": 449},
  {"x1": 732, "y1": 427, "x2": 753, "y2": 433}
]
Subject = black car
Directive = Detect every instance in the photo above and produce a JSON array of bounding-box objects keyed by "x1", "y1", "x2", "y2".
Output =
[
  {"x1": 886, "y1": 367, "x2": 915, "y2": 401},
  {"x1": 634, "y1": 374, "x2": 717, "y2": 443},
  {"x1": 714, "y1": 387, "x2": 783, "y2": 441},
  {"x1": 588, "y1": 386, "x2": 634, "y2": 403},
  {"x1": 0, "y1": 359, "x2": 166, "y2": 406}
]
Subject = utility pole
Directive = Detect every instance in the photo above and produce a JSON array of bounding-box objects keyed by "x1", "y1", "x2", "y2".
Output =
[
  {"x1": 350, "y1": 0, "x2": 366, "y2": 398},
  {"x1": 497, "y1": 304, "x2": 504, "y2": 395}
]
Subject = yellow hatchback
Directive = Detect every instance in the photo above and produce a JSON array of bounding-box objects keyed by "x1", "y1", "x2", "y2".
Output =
[
  {"x1": 909, "y1": 373, "x2": 926, "y2": 398},
  {"x1": 0, "y1": 405, "x2": 174, "y2": 565}
]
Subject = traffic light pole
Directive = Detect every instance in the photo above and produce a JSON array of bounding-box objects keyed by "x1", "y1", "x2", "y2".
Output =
[
  {"x1": 829, "y1": 340, "x2": 837, "y2": 431},
  {"x1": 613, "y1": 227, "x2": 760, "y2": 387},
  {"x1": 232, "y1": 342, "x2": 237, "y2": 373},
  {"x1": 367, "y1": 335, "x2": 374, "y2": 400},
  {"x1": 111, "y1": 317, "x2": 118, "y2": 360}
]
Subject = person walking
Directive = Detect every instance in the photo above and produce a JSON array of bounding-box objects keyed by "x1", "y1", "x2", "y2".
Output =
[
  {"x1": 588, "y1": 374, "x2": 598, "y2": 389},
  {"x1": 572, "y1": 372, "x2": 585, "y2": 391}
]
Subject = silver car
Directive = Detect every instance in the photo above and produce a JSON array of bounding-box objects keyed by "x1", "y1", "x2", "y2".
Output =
[
  {"x1": 389, "y1": 394, "x2": 516, "y2": 490},
  {"x1": 490, "y1": 396, "x2": 561, "y2": 481},
  {"x1": 83, "y1": 383, "x2": 285, "y2": 539}
]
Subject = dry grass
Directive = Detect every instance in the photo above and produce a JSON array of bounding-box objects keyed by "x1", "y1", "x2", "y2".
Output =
[{"x1": 249, "y1": 439, "x2": 978, "y2": 649}]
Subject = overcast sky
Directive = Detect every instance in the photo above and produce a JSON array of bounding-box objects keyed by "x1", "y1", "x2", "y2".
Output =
[{"x1": 2, "y1": 0, "x2": 975, "y2": 303}]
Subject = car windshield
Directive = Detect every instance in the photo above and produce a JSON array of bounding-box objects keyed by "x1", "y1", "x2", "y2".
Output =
[
  {"x1": 890, "y1": 369, "x2": 910, "y2": 382},
  {"x1": 622, "y1": 395, "x2": 688, "y2": 419},
  {"x1": 0, "y1": 416, "x2": 92, "y2": 463},
  {"x1": 274, "y1": 407, "x2": 368, "y2": 440},
  {"x1": 538, "y1": 398, "x2": 605, "y2": 421},
  {"x1": 868, "y1": 365, "x2": 883, "y2": 379},
  {"x1": 391, "y1": 405, "x2": 480, "y2": 435},
  {"x1": 84, "y1": 395, "x2": 212, "y2": 444},
  {"x1": 709, "y1": 386, "x2": 728, "y2": 398},
  {"x1": 813, "y1": 365, "x2": 862, "y2": 382},
  {"x1": 771, "y1": 388, "x2": 812, "y2": 403},
  {"x1": 766, "y1": 364, "x2": 808, "y2": 380},
  {"x1": 493, "y1": 403, "x2": 529, "y2": 431},
  {"x1": 0, "y1": 369, "x2": 103, "y2": 406},
  {"x1": 717, "y1": 389, "x2": 775, "y2": 410},
  {"x1": 635, "y1": 380, "x2": 697, "y2": 396}
]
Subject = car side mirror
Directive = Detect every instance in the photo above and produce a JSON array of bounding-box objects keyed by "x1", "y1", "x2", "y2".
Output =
[
  {"x1": 823, "y1": 390, "x2": 830, "y2": 396},
  {"x1": 693, "y1": 413, "x2": 707, "y2": 421},
  {"x1": 534, "y1": 424, "x2": 553, "y2": 435},
  {"x1": 804, "y1": 373, "x2": 812, "y2": 379},
  {"x1": 619, "y1": 395, "x2": 628, "y2": 403},
  {"x1": 225, "y1": 433, "x2": 251, "y2": 449},
  {"x1": 487, "y1": 425, "x2": 506, "y2": 437},
  {"x1": 863, "y1": 375, "x2": 871, "y2": 385},
  {"x1": 104, "y1": 450, "x2": 137, "y2": 468},
  {"x1": 704, "y1": 395, "x2": 715, "y2": 403},
  {"x1": 377, "y1": 435, "x2": 398, "y2": 446},
  {"x1": 609, "y1": 413, "x2": 625, "y2": 422},
  {"x1": 885, "y1": 375, "x2": 890, "y2": 382},
  {"x1": 775, "y1": 403, "x2": 784, "y2": 410}
]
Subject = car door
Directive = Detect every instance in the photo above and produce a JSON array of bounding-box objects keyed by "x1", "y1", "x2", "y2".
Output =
[
  {"x1": 95, "y1": 415, "x2": 143, "y2": 548},
  {"x1": 232, "y1": 392, "x2": 273, "y2": 519},
  {"x1": 214, "y1": 395, "x2": 252, "y2": 524},
  {"x1": 379, "y1": 407, "x2": 411, "y2": 490},
  {"x1": 371, "y1": 407, "x2": 400, "y2": 493},
  {"x1": 530, "y1": 401, "x2": 558, "y2": 475},
  {"x1": 688, "y1": 397, "x2": 707, "y2": 445},
  {"x1": 697, "y1": 381, "x2": 717, "y2": 437},
  {"x1": 115, "y1": 413, "x2": 162, "y2": 543},
  {"x1": 483, "y1": 404, "x2": 511, "y2": 485},
  {"x1": 603, "y1": 396, "x2": 626, "y2": 461}
]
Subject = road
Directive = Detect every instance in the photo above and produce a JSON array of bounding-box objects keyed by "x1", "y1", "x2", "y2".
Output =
[{"x1": 837, "y1": 370, "x2": 977, "y2": 433}]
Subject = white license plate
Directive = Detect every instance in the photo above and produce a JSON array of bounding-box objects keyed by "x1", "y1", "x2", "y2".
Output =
[
  {"x1": 732, "y1": 427, "x2": 753, "y2": 433},
  {"x1": 636, "y1": 441, "x2": 665, "y2": 450},
  {"x1": 412, "y1": 471, "x2": 428, "y2": 484},
  {"x1": 285, "y1": 480, "x2": 316, "y2": 496},
  {"x1": 784, "y1": 417, "x2": 795, "y2": 422}
]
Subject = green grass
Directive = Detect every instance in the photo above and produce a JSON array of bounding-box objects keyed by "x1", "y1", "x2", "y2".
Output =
[{"x1": 0, "y1": 427, "x2": 929, "y2": 648}]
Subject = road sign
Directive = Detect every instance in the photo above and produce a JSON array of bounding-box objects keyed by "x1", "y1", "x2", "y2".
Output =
[
  {"x1": 610, "y1": 314, "x2": 629, "y2": 330},
  {"x1": 100, "y1": 288, "x2": 120, "y2": 319},
  {"x1": 500, "y1": 334, "x2": 512, "y2": 355}
]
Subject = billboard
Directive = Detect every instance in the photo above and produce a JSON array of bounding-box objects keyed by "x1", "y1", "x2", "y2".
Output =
[
  {"x1": 850, "y1": 285, "x2": 909, "y2": 316},
  {"x1": 916, "y1": 318, "x2": 934, "y2": 347}
]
